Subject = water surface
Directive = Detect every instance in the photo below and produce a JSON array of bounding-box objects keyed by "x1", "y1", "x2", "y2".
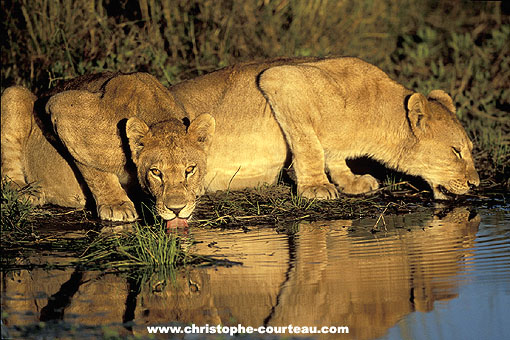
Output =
[{"x1": 1, "y1": 206, "x2": 509, "y2": 339}]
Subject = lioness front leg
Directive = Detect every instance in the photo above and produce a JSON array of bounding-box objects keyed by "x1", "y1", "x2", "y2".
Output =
[
  {"x1": 77, "y1": 164, "x2": 138, "y2": 222},
  {"x1": 47, "y1": 90, "x2": 137, "y2": 222},
  {"x1": 258, "y1": 67, "x2": 337, "y2": 199},
  {"x1": 326, "y1": 158, "x2": 379, "y2": 195}
]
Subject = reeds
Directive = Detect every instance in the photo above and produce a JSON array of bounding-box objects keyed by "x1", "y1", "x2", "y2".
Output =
[{"x1": 0, "y1": 0, "x2": 479, "y2": 86}]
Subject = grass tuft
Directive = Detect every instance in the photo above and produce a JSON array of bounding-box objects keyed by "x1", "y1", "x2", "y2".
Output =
[
  {"x1": 79, "y1": 206, "x2": 205, "y2": 271},
  {"x1": 81, "y1": 224, "x2": 183, "y2": 270},
  {"x1": 1, "y1": 178, "x2": 34, "y2": 233}
]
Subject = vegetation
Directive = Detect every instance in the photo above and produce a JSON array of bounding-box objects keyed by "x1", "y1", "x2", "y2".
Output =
[
  {"x1": 0, "y1": 185, "x2": 218, "y2": 271},
  {"x1": 1, "y1": 179, "x2": 34, "y2": 235},
  {"x1": 79, "y1": 210, "x2": 193, "y2": 270},
  {"x1": 191, "y1": 181, "x2": 431, "y2": 230},
  {"x1": 0, "y1": 189, "x2": 196, "y2": 270}
]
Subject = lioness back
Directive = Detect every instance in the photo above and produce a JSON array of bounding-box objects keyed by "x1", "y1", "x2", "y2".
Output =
[
  {"x1": 170, "y1": 58, "x2": 322, "y2": 191},
  {"x1": 1, "y1": 85, "x2": 89, "y2": 207}
]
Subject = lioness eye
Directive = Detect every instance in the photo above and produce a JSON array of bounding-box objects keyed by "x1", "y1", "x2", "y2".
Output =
[
  {"x1": 452, "y1": 147, "x2": 462, "y2": 159},
  {"x1": 150, "y1": 168, "x2": 162, "y2": 177},
  {"x1": 185, "y1": 165, "x2": 196, "y2": 176}
]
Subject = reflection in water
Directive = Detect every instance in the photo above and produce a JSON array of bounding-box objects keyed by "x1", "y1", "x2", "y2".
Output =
[
  {"x1": 2, "y1": 207, "x2": 509, "y2": 339},
  {"x1": 266, "y1": 209, "x2": 480, "y2": 339}
]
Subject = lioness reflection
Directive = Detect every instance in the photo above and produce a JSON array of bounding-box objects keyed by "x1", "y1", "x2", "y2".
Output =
[{"x1": 1, "y1": 208, "x2": 480, "y2": 339}]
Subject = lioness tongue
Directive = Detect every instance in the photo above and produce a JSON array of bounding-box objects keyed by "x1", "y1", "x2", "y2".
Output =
[{"x1": 166, "y1": 218, "x2": 189, "y2": 230}]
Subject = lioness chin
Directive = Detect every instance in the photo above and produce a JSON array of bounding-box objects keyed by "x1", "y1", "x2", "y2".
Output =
[{"x1": 1, "y1": 57, "x2": 479, "y2": 224}]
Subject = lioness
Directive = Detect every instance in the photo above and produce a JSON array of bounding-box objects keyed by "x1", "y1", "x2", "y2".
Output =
[
  {"x1": 2, "y1": 57, "x2": 479, "y2": 225},
  {"x1": 1, "y1": 73, "x2": 215, "y2": 227}
]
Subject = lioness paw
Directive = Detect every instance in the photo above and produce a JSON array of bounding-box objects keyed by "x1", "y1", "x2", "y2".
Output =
[
  {"x1": 299, "y1": 183, "x2": 338, "y2": 200},
  {"x1": 97, "y1": 201, "x2": 138, "y2": 222},
  {"x1": 340, "y1": 174, "x2": 379, "y2": 195}
]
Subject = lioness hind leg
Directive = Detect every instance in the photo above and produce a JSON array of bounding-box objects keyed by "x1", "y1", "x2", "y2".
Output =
[
  {"x1": 326, "y1": 158, "x2": 379, "y2": 195},
  {"x1": 258, "y1": 66, "x2": 337, "y2": 200},
  {"x1": 1, "y1": 86, "x2": 35, "y2": 186},
  {"x1": 0, "y1": 86, "x2": 46, "y2": 204},
  {"x1": 77, "y1": 164, "x2": 138, "y2": 222}
]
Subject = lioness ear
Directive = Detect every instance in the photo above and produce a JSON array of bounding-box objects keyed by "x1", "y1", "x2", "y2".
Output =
[
  {"x1": 187, "y1": 114, "x2": 216, "y2": 151},
  {"x1": 407, "y1": 93, "x2": 429, "y2": 133},
  {"x1": 428, "y1": 89, "x2": 456, "y2": 113},
  {"x1": 126, "y1": 117, "x2": 150, "y2": 160}
]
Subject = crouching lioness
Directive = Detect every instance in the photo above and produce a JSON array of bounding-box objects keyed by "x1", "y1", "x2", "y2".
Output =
[
  {"x1": 1, "y1": 57, "x2": 479, "y2": 225},
  {"x1": 1, "y1": 73, "x2": 215, "y2": 228}
]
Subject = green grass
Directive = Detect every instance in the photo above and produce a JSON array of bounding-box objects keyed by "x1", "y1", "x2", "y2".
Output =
[
  {"x1": 2, "y1": 0, "x2": 428, "y2": 88},
  {"x1": 382, "y1": 175, "x2": 406, "y2": 192},
  {"x1": 79, "y1": 203, "x2": 200, "y2": 270},
  {"x1": 80, "y1": 223, "x2": 183, "y2": 269},
  {"x1": 1, "y1": 178, "x2": 34, "y2": 233},
  {"x1": 289, "y1": 191, "x2": 317, "y2": 211},
  {"x1": 0, "y1": 179, "x2": 199, "y2": 271}
]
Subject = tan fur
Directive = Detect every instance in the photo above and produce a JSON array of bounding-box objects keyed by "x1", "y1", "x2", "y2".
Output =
[
  {"x1": 1, "y1": 86, "x2": 87, "y2": 207},
  {"x1": 1, "y1": 57, "x2": 479, "y2": 222},
  {"x1": 1, "y1": 73, "x2": 214, "y2": 221},
  {"x1": 170, "y1": 57, "x2": 479, "y2": 200}
]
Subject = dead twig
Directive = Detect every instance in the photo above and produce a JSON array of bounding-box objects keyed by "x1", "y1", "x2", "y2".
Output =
[{"x1": 372, "y1": 202, "x2": 400, "y2": 232}]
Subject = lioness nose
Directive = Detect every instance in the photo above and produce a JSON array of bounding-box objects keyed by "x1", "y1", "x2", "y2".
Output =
[
  {"x1": 468, "y1": 171, "x2": 480, "y2": 187},
  {"x1": 166, "y1": 203, "x2": 185, "y2": 215}
]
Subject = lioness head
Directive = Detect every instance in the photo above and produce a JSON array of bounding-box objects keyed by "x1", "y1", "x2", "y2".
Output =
[
  {"x1": 403, "y1": 90, "x2": 479, "y2": 199},
  {"x1": 126, "y1": 114, "x2": 215, "y2": 227}
]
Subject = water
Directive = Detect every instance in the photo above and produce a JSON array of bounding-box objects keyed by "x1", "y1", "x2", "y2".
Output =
[{"x1": 1, "y1": 207, "x2": 509, "y2": 339}]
